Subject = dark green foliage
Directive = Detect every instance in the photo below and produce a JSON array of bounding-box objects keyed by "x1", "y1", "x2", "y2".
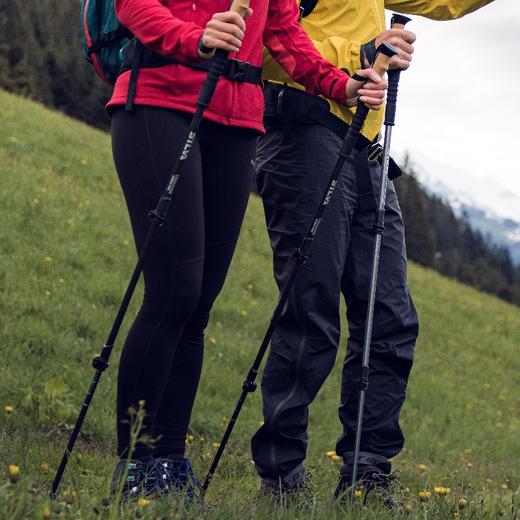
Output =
[
  {"x1": 395, "y1": 156, "x2": 520, "y2": 306},
  {"x1": 0, "y1": 0, "x2": 111, "y2": 129}
]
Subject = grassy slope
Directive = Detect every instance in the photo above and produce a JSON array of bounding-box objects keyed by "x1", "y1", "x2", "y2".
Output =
[{"x1": 0, "y1": 89, "x2": 518, "y2": 519}]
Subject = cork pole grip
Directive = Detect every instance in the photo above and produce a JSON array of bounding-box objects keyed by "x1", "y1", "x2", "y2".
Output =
[
  {"x1": 229, "y1": 0, "x2": 250, "y2": 18},
  {"x1": 372, "y1": 42, "x2": 399, "y2": 78}
]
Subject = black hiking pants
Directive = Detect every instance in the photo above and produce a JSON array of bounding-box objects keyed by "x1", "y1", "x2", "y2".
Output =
[
  {"x1": 251, "y1": 117, "x2": 419, "y2": 480},
  {"x1": 111, "y1": 106, "x2": 257, "y2": 459}
]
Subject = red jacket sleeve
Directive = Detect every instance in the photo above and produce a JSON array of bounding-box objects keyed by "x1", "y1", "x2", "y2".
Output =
[
  {"x1": 263, "y1": 0, "x2": 350, "y2": 105},
  {"x1": 115, "y1": 0, "x2": 204, "y2": 63}
]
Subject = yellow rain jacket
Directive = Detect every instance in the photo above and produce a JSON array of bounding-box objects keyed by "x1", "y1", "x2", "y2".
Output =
[{"x1": 263, "y1": 0, "x2": 494, "y2": 140}]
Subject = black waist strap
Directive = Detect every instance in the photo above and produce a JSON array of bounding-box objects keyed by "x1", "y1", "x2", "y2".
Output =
[
  {"x1": 263, "y1": 82, "x2": 402, "y2": 213},
  {"x1": 263, "y1": 82, "x2": 372, "y2": 150},
  {"x1": 122, "y1": 40, "x2": 262, "y2": 111}
]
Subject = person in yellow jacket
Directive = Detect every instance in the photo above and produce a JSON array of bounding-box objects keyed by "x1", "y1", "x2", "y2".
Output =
[{"x1": 251, "y1": 0, "x2": 495, "y2": 504}]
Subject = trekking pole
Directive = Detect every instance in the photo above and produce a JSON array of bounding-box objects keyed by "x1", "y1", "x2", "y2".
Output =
[
  {"x1": 349, "y1": 14, "x2": 412, "y2": 508},
  {"x1": 49, "y1": 0, "x2": 251, "y2": 499},
  {"x1": 200, "y1": 42, "x2": 398, "y2": 499}
]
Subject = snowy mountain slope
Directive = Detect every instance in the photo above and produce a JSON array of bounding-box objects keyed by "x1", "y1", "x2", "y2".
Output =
[{"x1": 394, "y1": 150, "x2": 520, "y2": 264}]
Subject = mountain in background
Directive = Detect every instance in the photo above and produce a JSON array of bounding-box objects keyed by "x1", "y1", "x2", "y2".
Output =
[{"x1": 396, "y1": 150, "x2": 520, "y2": 265}]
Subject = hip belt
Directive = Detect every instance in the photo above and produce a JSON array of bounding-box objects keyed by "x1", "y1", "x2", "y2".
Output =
[
  {"x1": 122, "y1": 39, "x2": 263, "y2": 111},
  {"x1": 263, "y1": 82, "x2": 371, "y2": 150},
  {"x1": 262, "y1": 82, "x2": 402, "y2": 213}
]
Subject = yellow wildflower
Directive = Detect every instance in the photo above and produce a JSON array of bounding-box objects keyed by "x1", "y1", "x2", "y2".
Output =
[
  {"x1": 32, "y1": 198, "x2": 40, "y2": 206},
  {"x1": 42, "y1": 506, "x2": 52, "y2": 519},
  {"x1": 41, "y1": 463, "x2": 50, "y2": 472},
  {"x1": 209, "y1": 337, "x2": 217, "y2": 346},
  {"x1": 434, "y1": 486, "x2": 451, "y2": 496},
  {"x1": 44, "y1": 256, "x2": 52, "y2": 263},
  {"x1": 417, "y1": 463, "x2": 427, "y2": 472},
  {"x1": 186, "y1": 435, "x2": 194, "y2": 444},
  {"x1": 246, "y1": 283, "x2": 254, "y2": 290},
  {"x1": 403, "y1": 503, "x2": 412, "y2": 513},
  {"x1": 500, "y1": 483, "x2": 508, "y2": 490},
  {"x1": 354, "y1": 490, "x2": 362, "y2": 499},
  {"x1": 137, "y1": 498, "x2": 151, "y2": 507},
  {"x1": 80, "y1": 159, "x2": 88, "y2": 166},
  {"x1": 466, "y1": 462, "x2": 473, "y2": 468},
  {"x1": 212, "y1": 443, "x2": 220, "y2": 449},
  {"x1": 8, "y1": 464, "x2": 20, "y2": 482},
  {"x1": 58, "y1": 278, "x2": 64, "y2": 284},
  {"x1": 240, "y1": 309, "x2": 248, "y2": 317},
  {"x1": 4, "y1": 405, "x2": 13, "y2": 414},
  {"x1": 458, "y1": 497, "x2": 468, "y2": 509},
  {"x1": 331, "y1": 454, "x2": 342, "y2": 462},
  {"x1": 325, "y1": 451, "x2": 336, "y2": 458},
  {"x1": 419, "y1": 491, "x2": 431, "y2": 502}
]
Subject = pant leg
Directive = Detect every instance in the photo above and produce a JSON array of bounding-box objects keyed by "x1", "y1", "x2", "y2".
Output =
[
  {"x1": 251, "y1": 120, "x2": 356, "y2": 480},
  {"x1": 152, "y1": 121, "x2": 258, "y2": 457},
  {"x1": 336, "y1": 157, "x2": 419, "y2": 462},
  {"x1": 111, "y1": 106, "x2": 206, "y2": 458}
]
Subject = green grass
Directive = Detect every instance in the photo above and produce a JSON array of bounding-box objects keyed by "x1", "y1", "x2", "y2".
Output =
[{"x1": 0, "y1": 89, "x2": 519, "y2": 519}]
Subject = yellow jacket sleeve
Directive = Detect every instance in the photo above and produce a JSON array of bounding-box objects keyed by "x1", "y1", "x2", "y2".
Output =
[
  {"x1": 385, "y1": 0, "x2": 494, "y2": 20},
  {"x1": 310, "y1": 36, "x2": 362, "y2": 76}
]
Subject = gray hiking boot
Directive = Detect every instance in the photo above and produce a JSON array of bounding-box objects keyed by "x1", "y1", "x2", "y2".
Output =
[
  {"x1": 259, "y1": 464, "x2": 314, "y2": 506},
  {"x1": 334, "y1": 451, "x2": 401, "y2": 507}
]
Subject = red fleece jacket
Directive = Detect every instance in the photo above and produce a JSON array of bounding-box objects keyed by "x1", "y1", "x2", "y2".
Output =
[{"x1": 107, "y1": 0, "x2": 350, "y2": 132}]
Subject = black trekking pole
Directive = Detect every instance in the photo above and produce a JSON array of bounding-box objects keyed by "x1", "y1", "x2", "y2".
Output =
[
  {"x1": 349, "y1": 14, "x2": 412, "y2": 508},
  {"x1": 49, "y1": 0, "x2": 251, "y2": 499},
  {"x1": 200, "y1": 42, "x2": 398, "y2": 499}
]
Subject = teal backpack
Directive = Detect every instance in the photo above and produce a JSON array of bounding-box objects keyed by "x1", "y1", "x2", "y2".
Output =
[
  {"x1": 80, "y1": 0, "x2": 263, "y2": 110},
  {"x1": 81, "y1": 0, "x2": 132, "y2": 84}
]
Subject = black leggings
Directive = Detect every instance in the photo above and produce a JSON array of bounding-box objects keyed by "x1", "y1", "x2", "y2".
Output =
[{"x1": 111, "y1": 106, "x2": 257, "y2": 458}]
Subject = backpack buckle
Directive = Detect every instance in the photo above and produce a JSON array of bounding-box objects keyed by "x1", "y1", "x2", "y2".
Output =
[
  {"x1": 368, "y1": 144, "x2": 384, "y2": 163},
  {"x1": 225, "y1": 59, "x2": 249, "y2": 82}
]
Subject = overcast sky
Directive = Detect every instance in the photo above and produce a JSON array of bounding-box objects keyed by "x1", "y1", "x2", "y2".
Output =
[{"x1": 388, "y1": 0, "x2": 520, "y2": 201}]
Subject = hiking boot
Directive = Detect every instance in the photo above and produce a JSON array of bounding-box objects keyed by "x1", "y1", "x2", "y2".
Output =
[
  {"x1": 334, "y1": 452, "x2": 401, "y2": 507},
  {"x1": 110, "y1": 458, "x2": 161, "y2": 501},
  {"x1": 155, "y1": 458, "x2": 202, "y2": 500},
  {"x1": 259, "y1": 465, "x2": 314, "y2": 506}
]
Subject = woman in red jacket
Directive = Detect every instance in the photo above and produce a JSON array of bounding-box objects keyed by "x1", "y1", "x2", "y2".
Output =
[{"x1": 108, "y1": 0, "x2": 386, "y2": 500}]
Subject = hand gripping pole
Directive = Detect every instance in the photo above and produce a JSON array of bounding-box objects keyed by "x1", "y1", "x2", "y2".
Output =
[
  {"x1": 49, "y1": 0, "x2": 250, "y2": 499},
  {"x1": 200, "y1": 42, "x2": 398, "y2": 499},
  {"x1": 349, "y1": 15, "x2": 411, "y2": 508}
]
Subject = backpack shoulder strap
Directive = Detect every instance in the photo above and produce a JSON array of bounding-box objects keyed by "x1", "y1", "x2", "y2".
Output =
[{"x1": 299, "y1": 0, "x2": 319, "y2": 18}]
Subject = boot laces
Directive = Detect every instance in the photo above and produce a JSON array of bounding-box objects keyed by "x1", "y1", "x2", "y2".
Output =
[
  {"x1": 361, "y1": 469, "x2": 401, "y2": 503},
  {"x1": 156, "y1": 458, "x2": 202, "y2": 495}
]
